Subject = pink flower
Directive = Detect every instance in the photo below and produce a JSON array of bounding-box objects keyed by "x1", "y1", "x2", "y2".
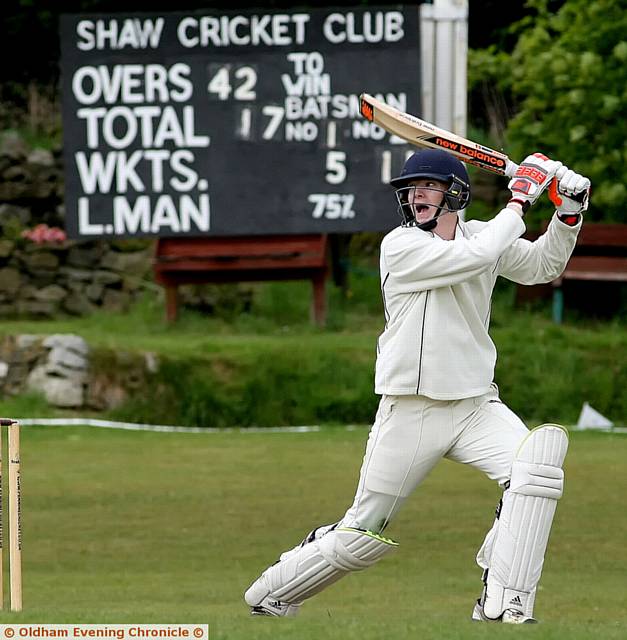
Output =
[{"x1": 21, "y1": 224, "x2": 67, "y2": 244}]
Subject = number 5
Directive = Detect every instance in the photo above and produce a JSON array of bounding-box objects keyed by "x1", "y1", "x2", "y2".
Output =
[{"x1": 326, "y1": 151, "x2": 347, "y2": 185}]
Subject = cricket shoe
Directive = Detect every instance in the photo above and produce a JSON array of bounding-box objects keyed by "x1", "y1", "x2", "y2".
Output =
[
  {"x1": 472, "y1": 600, "x2": 537, "y2": 624},
  {"x1": 245, "y1": 575, "x2": 301, "y2": 617},
  {"x1": 249, "y1": 595, "x2": 301, "y2": 617}
]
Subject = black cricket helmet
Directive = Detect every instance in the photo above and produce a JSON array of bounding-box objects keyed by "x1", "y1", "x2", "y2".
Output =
[{"x1": 391, "y1": 149, "x2": 471, "y2": 225}]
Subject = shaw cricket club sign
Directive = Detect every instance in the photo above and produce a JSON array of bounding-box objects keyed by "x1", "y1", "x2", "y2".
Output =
[{"x1": 59, "y1": 8, "x2": 420, "y2": 239}]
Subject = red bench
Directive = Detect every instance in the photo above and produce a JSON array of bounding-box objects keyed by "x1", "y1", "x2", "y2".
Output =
[
  {"x1": 551, "y1": 223, "x2": 627, "y2": 322},
  {"x1": 153, "y1": 235, "x2": 329, "y2": 325}
]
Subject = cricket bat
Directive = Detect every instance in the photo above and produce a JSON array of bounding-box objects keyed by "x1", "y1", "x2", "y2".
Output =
[{"x1": 360, "y1": 93, "x2": 519, "y2": 178}]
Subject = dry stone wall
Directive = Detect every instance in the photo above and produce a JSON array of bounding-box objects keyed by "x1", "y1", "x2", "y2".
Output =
[
  {"x1": 0, "y1": 131, "x2": 153, "y2": 317},
  {"x1": 0, "y1": 333, "x2": 158, "y2": 410},
  {"x1": 0, "y1": 233, "x2": 152, "y2": 317}
]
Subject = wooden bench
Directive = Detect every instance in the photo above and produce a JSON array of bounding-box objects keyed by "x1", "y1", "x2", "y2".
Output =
[
  {"x1": 153, "y1": 234, "x2": 329, "y2": 325},
  {"x1": 551, "y1": 223, "x2": 627, "y2": 323}
]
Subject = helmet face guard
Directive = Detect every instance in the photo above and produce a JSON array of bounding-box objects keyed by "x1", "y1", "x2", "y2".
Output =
[{"x1": 391, "y1": 150, "x2": 471, "y2": 228}]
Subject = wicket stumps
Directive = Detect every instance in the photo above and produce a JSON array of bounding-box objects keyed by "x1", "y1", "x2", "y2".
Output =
[{"x1": 0, "y1": 418, "x2": 22, "y2": 612}]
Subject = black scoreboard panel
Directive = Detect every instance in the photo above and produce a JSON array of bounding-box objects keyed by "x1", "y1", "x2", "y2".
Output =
[{"x1": 60, "y1": 7, "x2": 420, "y2": 238}]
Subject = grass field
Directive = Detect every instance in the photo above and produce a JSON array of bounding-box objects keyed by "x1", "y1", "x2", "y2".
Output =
[{"x1": 0, "y1": 424, "x2": 624, "y2": 639}]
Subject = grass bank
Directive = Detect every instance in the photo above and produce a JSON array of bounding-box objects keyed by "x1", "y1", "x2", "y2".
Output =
[{"x1": 1, "y1": 277, "x2": 625, "y2": 427}]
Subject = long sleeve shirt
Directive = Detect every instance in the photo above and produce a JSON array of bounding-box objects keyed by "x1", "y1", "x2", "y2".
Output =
[{"x1": 374, "y1": 208, "x2": 581, "y2": 399}]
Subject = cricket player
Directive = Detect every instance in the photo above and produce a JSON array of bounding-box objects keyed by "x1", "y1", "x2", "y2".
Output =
[{"x1": 244, "y1": 149, "x2": 590, "y2": 623}]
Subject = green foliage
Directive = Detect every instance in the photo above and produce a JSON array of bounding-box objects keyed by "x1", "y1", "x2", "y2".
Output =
[
  {"x1": 0, "y1": 215, "x2": 25, "y2": 242},
  {"x1": 106, "y1": 342, "x2": 377, "y2": 428},
  {"x1": 2, "y1": 278, "x2": 626, "y2": 429},
  {"x1": 475, "y1": 0, "x2": 627, "y2": 225},
  {"x1": 468, "y1": 46, "x2": 513, "y2": 91},
  {"x1": 0, "y1": 390, "x2": 53, "y2": 416},
  {"x1": 493, "y1": 314, "x2": 627, "y2": 424}
]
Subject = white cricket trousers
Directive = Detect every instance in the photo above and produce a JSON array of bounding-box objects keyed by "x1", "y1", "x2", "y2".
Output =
[{"x1": 340, "y1": 386, "x2": 529, "y2": 533}]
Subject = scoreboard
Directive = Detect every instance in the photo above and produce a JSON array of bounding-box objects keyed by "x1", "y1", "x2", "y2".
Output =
[{"x1": 60, "y1": 7, "x2": 420, "y2": 238}]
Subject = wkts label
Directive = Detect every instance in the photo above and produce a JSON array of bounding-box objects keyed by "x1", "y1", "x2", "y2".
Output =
[{"x1": 60, "y1": 8, "x2": 420, "y2": 238}]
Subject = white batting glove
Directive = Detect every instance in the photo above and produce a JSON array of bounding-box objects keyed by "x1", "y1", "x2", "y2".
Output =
[
  {"x1": 508, "y1": 153, "x2": 563, "y2": 213},
  {"x1": 549, "y1": 166, "x2": 591, "y2": 215}
]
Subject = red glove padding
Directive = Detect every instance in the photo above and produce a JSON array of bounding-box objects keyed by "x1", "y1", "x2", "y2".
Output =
[{"x1": 508, "y1": 153, "x2": 563, "y2": 212}]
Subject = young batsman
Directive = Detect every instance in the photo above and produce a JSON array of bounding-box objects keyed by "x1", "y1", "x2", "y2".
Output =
[{"x1": 244, "y1": 149, "x2": 590, "y2": 623}]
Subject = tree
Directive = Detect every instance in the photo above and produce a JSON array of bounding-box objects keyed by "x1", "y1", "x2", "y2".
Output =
[{"x1": 479, "y1": 0, "x2": 627, "y2": 223}]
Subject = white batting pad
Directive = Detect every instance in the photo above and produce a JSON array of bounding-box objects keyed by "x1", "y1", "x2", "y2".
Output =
[
  {"x1": 245, "y1": 528, "x2": 398, "y2": 606},
  {"x1": 482, "y1": 424, "x2": 568, "y2": 619}
]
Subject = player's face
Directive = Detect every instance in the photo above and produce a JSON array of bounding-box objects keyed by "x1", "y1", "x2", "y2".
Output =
[{"x1": 407, "y1": 179, "x2": 449, "y2": 224}]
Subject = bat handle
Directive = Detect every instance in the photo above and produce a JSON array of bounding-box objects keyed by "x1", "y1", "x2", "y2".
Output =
[{"x1": 504, "y1": 160, "x2": 519, "y2": 178}]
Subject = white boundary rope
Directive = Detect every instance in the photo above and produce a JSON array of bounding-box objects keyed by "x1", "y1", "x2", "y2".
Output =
[
  {"x1": 14, "y1": 417, "x2": 327, "y2": 433},
  {"x1": 11, "y1": 417, "x2": 626, "y2": 434}
]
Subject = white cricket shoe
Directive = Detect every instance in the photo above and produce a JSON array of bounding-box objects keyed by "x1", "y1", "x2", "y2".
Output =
[
  {"x1": 472, "y1": 600, "x2": 537, "y2": 624},
  {"x1": 248, "y1": 594, "x2": 301, "y2": 617},
  {"x1": 244, "y1": 574, "x2": 301, "y2": 617}
]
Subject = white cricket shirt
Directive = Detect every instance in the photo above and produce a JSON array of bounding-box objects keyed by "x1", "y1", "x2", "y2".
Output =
[{"x1": 375, "y1": 208, "x2": 581, "y2": 399}]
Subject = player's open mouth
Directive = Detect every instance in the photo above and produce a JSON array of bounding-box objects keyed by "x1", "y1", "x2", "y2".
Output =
[{"x1": 415, "y1": 204, "x2": 430, "y2": 214}]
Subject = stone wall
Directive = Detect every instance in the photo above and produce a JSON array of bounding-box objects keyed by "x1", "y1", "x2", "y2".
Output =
[
  {"x1": 0, "y1": 131, "x2": 153, "y2": 317},
  {"x1": 0, "y1": 234, "x2": 152, "y2": 317},
  {"x1": 0, "y1": 132, "x2": 62, "y2": 213},
  {"x1": 0, "y1": 334, "x2": 157, "y2": 410}
]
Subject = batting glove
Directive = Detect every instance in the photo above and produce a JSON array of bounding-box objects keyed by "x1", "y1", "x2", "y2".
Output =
[
  {"x1": 508, "y1": 153, "x2": 563, "y2": 213},
  {"x1": 549, "y1": 166, "x2": 591, "y2": 218}
]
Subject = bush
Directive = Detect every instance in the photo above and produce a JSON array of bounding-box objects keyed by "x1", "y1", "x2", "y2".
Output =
[
  {"x1": 3, "y1": 279, "x2": 625, "y2": 429},
  {"x1": 470, "y1": 0, "x2": 627, "y2": 226},
  {"x1": 104, "y1": 306, "x2": 626, "y2": 429},
  {"x1": 107, "y1": 344, "x2": 377, "y2": 428}
]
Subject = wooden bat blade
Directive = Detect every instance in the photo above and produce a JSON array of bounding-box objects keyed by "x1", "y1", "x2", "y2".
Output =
[{"x1": 360, "y1": 93, "x2": 518, "y2": 177}]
